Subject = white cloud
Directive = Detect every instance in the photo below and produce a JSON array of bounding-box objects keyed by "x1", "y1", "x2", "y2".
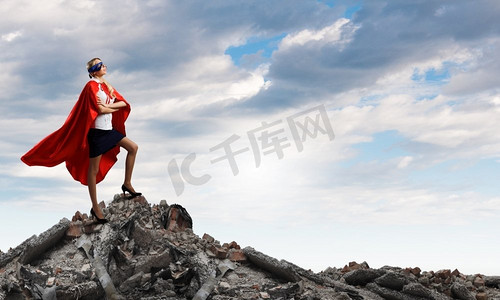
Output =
[
  {"x1": 127, "y1": 55, "x2": 269, "y2": 121},
  {"x1": 397, "y1": 156, "x2": 413, "y2": 169},
  {"x1": 1, "y1": 30, "x2": 22, "y2": 42},
  {"x1": 279, "y1": 18, "x2": 355, "y2": 50}
]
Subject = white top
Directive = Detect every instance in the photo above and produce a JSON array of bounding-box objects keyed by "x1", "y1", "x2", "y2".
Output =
[{"x1": 92, "y1": 78, "x2": 114, "y2": 130}]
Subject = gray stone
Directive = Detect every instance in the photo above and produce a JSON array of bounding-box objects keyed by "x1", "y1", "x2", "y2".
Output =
[
  {"x1": 119, "y1": 271, "x2": 144, "y2": 292},
  {"x1": 192, "y1": 271, "x2": 217, "y2": 300},
  {"x1": 0, "y1": 219, "x2": 70, "y2": 268},
  {"x1": 134, "y1": 249, "x2": 171, "y2": 274},
  {"x1": 243, "y1": 246, "x2": 301, "y2": 283},
  {"x1": 0, "y1": 235, "x2": 36, "y2": 268},
  {"x1": 343, "y1": 268, "x2": 386, "y2": 286},
  {"x1": 418, "y1": 276, "x2": 430, "y2": 286},
  {"x1": 366, "y1": 282, "x2": 427, "y2": 300},
  {"x1": 76, "y1": 235, "x2": 120, "y2": 300},
  {"x1": 164, "y1": 290, "x2": 177, "y2": 297},
  {"x1": 131, "y1": 222, "x2": 153, "y2": 250},
  {"x1": 219, "y1": 281, "x2": 230, "y2": 290},
  {"x1": 484, "y1": 276, "x2": 500, "y2": 288},
  {"x1": 42, "y1": 285, "x2": 57, "y2": 300},
  {"x1": 402, "y1": 282, "x2": 433, "y2": 299},
  {"x1": 375, "y1": 271, "x2": 409, "y2": 290},
  {"x1": 21, "y1": 218, "x2": 71, "y2": 265},
  {"x1": 55, "y1": 281, "x2": 105, "y2": 300},
  {"x1": 141, "y1": 272, "x2": 152, "y2": 285},
  {"x1": 450, "y1": 282, "x2": 475, "y2": 300}
]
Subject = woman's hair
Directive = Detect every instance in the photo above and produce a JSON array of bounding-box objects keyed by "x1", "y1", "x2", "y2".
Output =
[{"x1": 86, "y1": 57, "x2": 116, "y2": 98}]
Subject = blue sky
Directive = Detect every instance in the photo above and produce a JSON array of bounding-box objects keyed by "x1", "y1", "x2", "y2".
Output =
[{"x1": 1, "y1": 0, "x2": 500, "y2": 275}]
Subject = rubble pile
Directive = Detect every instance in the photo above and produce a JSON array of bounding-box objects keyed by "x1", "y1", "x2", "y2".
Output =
[
  {"x1": 322, "y1": 262, "x2": 500, "y2": 300},
  {"x1": 0, "y1": 194, "x2": 499, "y2": 300}
]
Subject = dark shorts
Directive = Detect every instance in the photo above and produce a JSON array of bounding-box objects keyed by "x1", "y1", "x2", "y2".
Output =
[{"x1": 87, "y1": 128, "x2": 125, "y2": 158}]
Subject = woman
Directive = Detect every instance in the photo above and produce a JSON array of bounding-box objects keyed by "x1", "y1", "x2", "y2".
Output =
[{"x1": 21, "y1": 58, "x2": 140, "y2": 223}]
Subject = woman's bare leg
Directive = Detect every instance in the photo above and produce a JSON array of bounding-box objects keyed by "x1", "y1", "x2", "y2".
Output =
[
  {"x1": 88, "y1": 155, "x2": 105, "y2": 219},
  {"x1": 118, "y1": 137, "x2": 139, "y2": 192}
]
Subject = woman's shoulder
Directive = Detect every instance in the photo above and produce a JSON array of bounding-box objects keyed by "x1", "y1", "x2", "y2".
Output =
[
  {"x1": 86, "y1": 78, "x2": 101, "y2": 85},
  {"x1": 85, "y1": 79, "x2": 104, "y2": 88},
  {"x1": 81, "y1": 80, "x2": 101, "y2": 94}
]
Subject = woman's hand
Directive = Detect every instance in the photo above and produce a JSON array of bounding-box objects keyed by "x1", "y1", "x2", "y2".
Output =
[
  {"x1": 97, "y1": 100, "x2": 126, "y2": 110},
  {"x1": 96, "y1": 100, "x2": 118, "y2": 114},
  {"x1": 97, "y1": 99, "x2": 107, "y2": 108}
]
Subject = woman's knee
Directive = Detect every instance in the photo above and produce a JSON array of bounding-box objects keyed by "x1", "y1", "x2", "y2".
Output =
[
  {"x1": 120, "y1": 138, "x2": 138, "y2": 154},
  {"x1": 129, "y1": 142, "x2": 138, "y2": 154}
]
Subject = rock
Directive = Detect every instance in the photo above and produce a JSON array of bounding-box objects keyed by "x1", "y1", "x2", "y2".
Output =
[
  {"x1": 82, "y1": 223, "x2": 103, "y2": 234},
  {"x1": 418, "y1": 275, "x2": 430, "y2": 286},
  {"x1": 119, "y1": 271, "x2": 144, "y2": 292},
  {"x1": 131, "y1": 222, "x2": 153, "y2": 249},
  {"x1": 163, "y1": 204, "x2": 192, "y2": 231},
  {"x1": 402, "y1": 282, "x2": 433, "y2": 298},
  {"x1": 202, "y1": 233, "x2": 215, "y2": 243},
  {"x1": 219, "y1": 281, "x2": 230, "y2": 290},
  {"x1": 132, "y1": 195, "x2": 148, "y2": 205},
  {"x1": 484, "y1": 275, "x2": 500, "y2": 287},
  {"x1": 46, "y1": 277, "x2": 56, "y2": 286},
  {"x1": 473, "y1": 275, "x2": 485, "y2": 288},
  {"x1": 209, "y1": 245, "x2": 228, "y2": 259},
  {"x1": 42, "y1": 286, "x2": 57, "y2": 300},
  {"x1": 342, "y1": 261, "x2": 369, "y2": 273},
  {"x1": 66, "y1": 221, "x2": 83, "y2": 239},
  {"x1": 375, "y1": 271, "x2": 409, "y2": 290},
  {"x1": 20, "y1": 218, "x2": 71, "y2": 265},
  {"x1": 435, "y1": 269, "x2": 451, "y2": 279},
  {"x1": 56, "y1": 281, "x2": 104, "y2": 299},
  {"x1": 343, "y1": 268, "x2": 386, "y2": 286},
  {"x1": 193, "y1": 273, "x2": 217, "y2": 300},
  {"x1": 267, "y1": 281, "x2": 304, "y2": 298},
  {"x1": 451, "y1": 282, "x2": 476, "y2": 300},
  {"x1": 366, "y1": 282, "x2": 422, "y2": 300},
  {"x1": 226, "y1": 241, "x2": 241, "y2": 250},
  {"x1": 134, "y1": 249, "x2": 171, "y2": 274},
  {"x1": 228, "y1": 249, "x2": 247, "y2": 263},
  {"x1": 243, "y1": 246, "x2": 302, "y2": 283},
  {"x1": 72, "y1": 211, "x2": 85, "y2": 222},
  {"x1": 405, "y1": 267, "x2": 422, "y2": 277},
  {"x1": 335, "y1": 292, "x2": 352, "y2": 300}
]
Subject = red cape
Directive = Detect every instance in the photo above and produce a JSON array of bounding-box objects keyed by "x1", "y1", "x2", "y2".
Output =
[{"x1": 21, "y1": 80, "x2": 131, "y2": 185}]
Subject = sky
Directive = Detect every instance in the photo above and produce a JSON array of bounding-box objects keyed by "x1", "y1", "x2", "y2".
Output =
[{"x1": 1, "y1": 0, "x2": 500, "y2": 275}]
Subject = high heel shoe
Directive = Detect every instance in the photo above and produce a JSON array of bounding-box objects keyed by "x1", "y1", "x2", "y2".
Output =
[
  {"x1": 90, "y1": 208, "x2": 108, "y2": 224},
  {"x1": 121, "y1": 184, "x2": 142, "y2": 199}
]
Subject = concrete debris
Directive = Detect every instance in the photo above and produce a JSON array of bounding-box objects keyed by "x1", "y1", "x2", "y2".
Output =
[
  {"x1": 0, "y1": 193, "x2": 499, "y2": 300},
  {"x1": 343, "y1": 268, "x2": 387, "y2": 286},
  {"x1": 485, "y1": 275, "x2": 500, "y2": 287},
  {"x1": 243, "y1": 246, "x2": 302, "y2": 283},
  {"x1": 75, "y1": 235, "x2": 120, "y2": 299},
  {"x1": 374, "y1": 271, "x2": 409, "y2": 290},
  {"x1": 0, "y1": 219, "x2": 70, "y2": 269},
  {"x1": 192, "y1": 260, "x2": 236, "y2": 300}
]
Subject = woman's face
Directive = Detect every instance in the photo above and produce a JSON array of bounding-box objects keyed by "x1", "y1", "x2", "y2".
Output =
[{"x1": 93, "y1": 61, "x2": 107, "y2": 77}]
